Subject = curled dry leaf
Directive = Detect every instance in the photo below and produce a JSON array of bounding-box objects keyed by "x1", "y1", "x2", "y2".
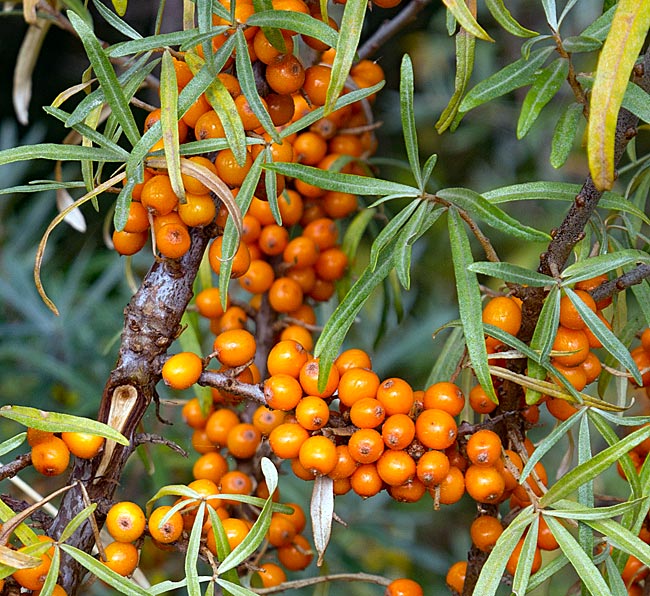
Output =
[{"x1": 311, "y1": 475, "x2": 334, "y2": 566}]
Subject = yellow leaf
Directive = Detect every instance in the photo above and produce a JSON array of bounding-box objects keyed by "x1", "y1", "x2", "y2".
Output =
[
  {"x1": 588, "y1": 0, "x2": 650, "y2": 191},
  {"x1": 442, "y1": 0, "x2": 494, "y2": 42}
]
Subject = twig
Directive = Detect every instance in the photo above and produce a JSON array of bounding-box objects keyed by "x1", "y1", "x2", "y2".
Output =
[
  {"x1": 0, "y1": 454, "x2": 32, "y2": 482},
  {"x1": 198, "y1": 371, "x2": 266, "y2": 404},
  {"x1": 590, "y1": 263, "x2": 650, "y2": 304},
  {"x1": 251, "y1": 572, "x2": 391, "y2": 594}
]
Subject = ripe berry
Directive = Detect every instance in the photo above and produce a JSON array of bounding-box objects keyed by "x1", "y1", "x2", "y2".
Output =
[
  {"x1": 295, "y1": 396, "x2": 330, "y2": 430},
  {"x1": 256, "y1": 561, "x2": 287, "y2": 587},
  {"x1": 277, "y1": 534, "x2": 313, "y2": 571},
  {"x1": 348, "y1": 428, "x2": 384, "y2": 464},
  {"x1": 264, "y1": 374, "x2": 304, "y2": 411},
  {"x1": 267, "y1": 340, "x2": 309, "y2": 378},
  {"x1": 464, "y1": 464, "x2": 506, "y2": 504},
  {"x1": 213, "y1": 329, "x2": 256, "y2": 368},
  {"x1": 376, "y1": 449, "x2": 416, "y2": 486},
  {"x1": 148, "y1": 505, "x2": 184, "y2": 544},
  {"x1": 61, "y1": 432, "x2": 104, "y2": 459},
  {"x1": 445, "y1": 560, "x2": 467, "y2": 594},
  {"x1": 226, "y1": 423, "x2": 261, "y2": 459},
  {"x1": 466, "y1": 429, "x2": 502, "y2": 467},
  {"x1": 376, "y1": 377, "x2": 414, "y2": 416},
  {"x1": 298, "y1": 435, "x2": 338, "y2": 476},
  {"x1": 205, "y1": 408, "x2": 240, "y2": 447},
  {"x1": 415, "y1": 408, "x2": 458, "y2": 450},
  {"x1": 349, "y1": 463, "x2": 384, "y2": 498},
  {"x1": 470, "y1": 515, "x2": 503, "y2": 552},
  {"x1": 12, "y1": 550, "x2": 51, "y2": 590},
  {"x1": 162, "y1": 352, "x2": 204, "y2": 390},
  {"x1": 31, "y1": 437, "x2": 70, "y2": 476},
  {"x1": 386, "y1": 578, "x2": 424, "y2": 596},
  {"x1": 269, "y1": 422, "x2": 309, "y2": 459},
  {"x1": 423, "y1": 381, "x2": 465, "y2": 416},
  {"x1": 299, "y1": 357, "x2": 339, "y2": 398},
  {"x1": 105, "y1": 501, "x2": 146, "y2": 543}
]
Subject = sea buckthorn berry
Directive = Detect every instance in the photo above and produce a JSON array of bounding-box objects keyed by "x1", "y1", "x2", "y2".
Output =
[
  {"x1": 156, "y1": 222, "x2": 191, "y2": 259},
  {"x1": 283, "y1": 236, "x2": 319, "y2": 269},
  {"x1": 148, "y1": 505, "x2": 184, "y2": 544},
  {"x1": 334, "y1": 477, "x2": 352, "y2": 495},
  {"x1": 338, "y1": 367, "x2": 380, "y2": 407},
  {"x1": 269, "y1": 422, "x2": 310, "y2": 459},
  {"x1": 315, "y1": 247, "x2": 348, "y2": 281},
  {"x1": 416, "y1": 450, "x2": 450, "y2": 487},
  {"x1": 259, "y1": 224, "x2": 290, "y2": 256},
  {"x1": 238, "y1": 259, "x2": 275, "y2": 294},
  {"x1": 575, "y1": 273, "x2": 612, "y2": 309},
  {"x1": 295, "y1": 396, "x2": 330, "y2": 430},
  {"x1": 482, "y1": 296, "x2": 522, "y2": 348},
  {"x1": 141, "y1": 175, "x2": 178, "y2": 216},
  {"x1": 622, "y1": 554, "x2": 649, "y2": 586},
  {"x1": 506, "y1": 539, "x2": 542, "y2": 576},
  {"x1": 12, "y1": 550, "x2": 51, "y2": 590},
  {"x1": 27, "y1": 428, "x2": 54, "y2": 446},
  {"x1": 215, "y1": 148, "x2": 253, "y2": 187},
  {"x1": 33, "y1": 584, "x2": 67, "y2": 596},
  {"x1": 299, "y1": 357, "x2": 340, "y2": 398},
  {"x1": 226, "y1": 423, "x2": 261, "y2": 459},
  {"x1": 112, "y1": 229, "x2": 148, "y2": 256},
  {"x1": 415, "y1": 408, "x2": 457, "y2": 450},
  {"x1": 61, "y1": 432, "x2": 104, "y2": 459},
  {"x1": 181, "y1": 156, "x2": 218, "y2": 195},
  {"x1": 437, "y1": 465, "x2": 465, "y2": 505},
  {"x1": 192, "y1": 451, "x2": 229, "y2": 483},
  {"x1": 267, "y1": 340, "x2": 310, "y2": 378},
  {"x1": 223, "y1": 517, "x2": 250, "y2": 551},
  {"x1": 106, "y1": 501, "x2": 146, "y2": 543},
  {"x1": 252, "y1": 406, "x2": 286, "y2": 435},
  {"x1": 385, "y1": 578, "x2": 424, "y2": 596},
  {"x1": 287, "y1": 302, "x2": 317, "y2": 325},
  {"x1": 537, "y1": 516, "x2": 559, "y2": 551},
  {"x1": 31, "y1": 437, "x2": 70, "y2": 476},
  {"x1": 334, "y1": 348, "x2": 372, "y2": 374},
  {"x1": 465, "y1": 464, "x2": 506, "y2": 504},
  {"x1": 641, "y1": 328, "x2": 650, "y2": 353},
  {"x1": 267, "y1": 514, "x2": 297, "y2": 548},
  {"x1": 584, "y1": 311, "x2": 612, "y2": 349},
  {"x1": 241, "y1": 214, "x2": 262, "y2": 244},
  {"x1": 423, "y1": 382, "x2": 465, "y2": 416},
  {"x1": 351, "y1": 59, "x2": 385, "y2": 88},
  {"x1": 348, "y1": 428, "x2": 384, "y2": 464},
  {"x1": 194, "y1": 110, "x2": 226, "y2": 139},
  {"x1": 500, "y1": 449, "x2": 523, "y2": 492},
  {"x1": 470, "y1": 515, "x2": 503, "y2": 552},
  {"x1": 445, "y1": 561, "x2": 467, "y2": 594},
  {"x1": 388, "y1": 477, "x2": 426, "y2": 503},
  {"x1": 266, "y1": 53, "x2": 306, "y2": 95},
  {"x1": 213, "y1": 329, "x2": 256, "y2": 368},
  {"x1": 191, "y1": 428, "x2": 217, "y2": 454},
  {"x1": 376, "y1": 449, "x2": 416, "y2": 486},
  {"x1": 323, "y1": 190, "x2": 358, "y2": 219},
  {"x1": 350, "y1": 463, "x2": 384, "y2": 498},
  {"x1": 350, "y1": 397, "x2": 386, "y2": 429},
  {"x1": 269, "y1": 277, "x2": 304, "y2": 313},
  {"x1": 294, "y1": 131, "x2": 328, "y2": 165},
  {"x1": 631, "y1": 347, "x2": 650, "y2": 387},
  {"x1": 382, "y1": 414, "x2": 416, "y2": 450},
  {"x1": 234, "y1": 94, "x2": 266, "y2": 130},
  {"x1": 182, "y1": 93, "x2": 211, "y2": 128},
  {"x1": 302, "y1": 64, "x2": 332, "y2": 106},
  {"x1": 328, "y1": 444, "x2": 358, "y2": 480},
  {"x1": 276, "y1": 502, "x2": 306, "y2": 534},
  {"x1": 546, "y1": 397, "x2": 579, "y2": 421},
  {"x1": 376, "y1": 377, "x2": 415, "y2": 416},
  {"x1": 253, "y1": 29, "x2": 294, "y2": 64},
  {"x1": 303, "y1": 218, "x2": 338, "y2": 250},
  {"x1": 308, "y1": 278, "x2": 335, "y2": 302},
  {"x1": 551, "y1": 326, "x2": 590, "y2": 367},
  {"x1": 264, "y1": 374, "x2": 304, "y2": 411},
  {"x1": 256, "y1": 562, "x2": 287, "y2": 587},
  {"x1": 124, "y1": 201, "x2": 150, "y2": 234},
  {"x1": 162, "y1": 352, "x2": 204, "y2": 390},
  {"x1": 469, "y1": 384, "x2": 497, "y2": 414},
  {"x1": 277, "y1": 534, "x2": 313, "y2": 571},
  {"x1": 466, "y1": 429, "x2": 502, "y2": 467},
  {"x1": 195, "y1": 288, "x2": 227, "y2": 319},
  {"x1": 205, "y1": 408, "x2": 240, "y2": 447},
  {"x1": 178, "y1": 193, "x2": 217, "y2": 227},
  {"x1": 214, "y1": 305, "x2": 248, "y2": 333},
  {"x1": 266, "y1": 92, "x2": 295, "y2": 126},
  {"x1": 329, "y1": 133, "x2": 364, "y2": 158},
  {"x1": 559, "y1": 289, "x2": 598, "y2": 330},
  {"x1": 298, "y1": 435, "x2": 338, "y2": 476}
]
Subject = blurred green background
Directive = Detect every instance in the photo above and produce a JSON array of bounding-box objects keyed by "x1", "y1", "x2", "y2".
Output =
[{"x1": 0, "y1": 1, "x2": 638, "y2": 594}]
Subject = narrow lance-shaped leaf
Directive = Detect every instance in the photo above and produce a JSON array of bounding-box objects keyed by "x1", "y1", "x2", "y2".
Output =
[
  {"x1": 484, "y1": 0, "x2": 538, "y2": 37},
  {"x1": 369, "y1": 200, "x2": 421, "y2": 270},
  {"x1": 460, "y1": 46, "x2": 555, "y2": 113},
  {"x1": 541, "y1": 0, "x2": 557, "y2": 29},
  {"x1": 517, "y1": 57, "x2": 569, "y2": 139},
  {"x1": 91, "y1": 0, "x2": 141, "y2": 39},
  {"x1": 399, "y1": 55, "x2": 422, "y2": 189},
  {"x1": 511, "y1": 516, "x2": 539, "y2": 596},
  {"x1": 551, "y1": 102, "x2": 584, "y2": 169},
  {"x1": 442, "y1": 0, "x2": 494, "y2": 41},
  {"x1": 247, "y1": 11, "x2": 338, "y2": 49},
  {"x1": 67, "y1": 11, "x2": 140, "y2": 147},
  {"x1": 325, "y1": 0, "x2": 366, "y2": 112},
  {"x1": 436, "y1": 28, "x2": 475, "y2": 133},
  {"x1": 447, "y1": 208, "x2": 496, "y2": 401},
  {"x1": 160, "y1": 50, "x2": 185, "y2": 204},
  {"x1": 587, "y1": 0, "x2": 650, "y2": 190},
  {"x1": 467, "y1": 261, "x2": 552, "y2": 286}
]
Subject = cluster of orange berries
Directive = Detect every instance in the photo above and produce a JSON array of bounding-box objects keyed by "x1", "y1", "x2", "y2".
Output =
[{"x1": 112, "y1": 0, "x2": 383, "y2": 264}]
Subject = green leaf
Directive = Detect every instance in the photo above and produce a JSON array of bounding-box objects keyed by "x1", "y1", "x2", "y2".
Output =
[
  {"x1": 447, "y1": 208, "x2": 496, "y2": 401},
  {"x1": 517, "y1": 57, "x2": 569, "y2": 139},
  {"x1": 544, "y1": 516, "x2": 611, "y2": 595},
  {"x1": 265, "y1": 162, "x2": 419, "y2": 197},
  {"x1": 107, "y1": 30, "x2": 202, "y2": 57},
  {"x1": 437, "y1": 187, "x2": 550, "y2": 241},
  {"x1": 59, "y1": 504, "x2": 97, "y2": 543},
  {"x1": 527, "y1": 552, "x2": 570, "y2": 591},
  {"x1": 484, "y1": 0, "x2": 537, "y2": 37},
  {"x1": 215, "y1": 579, "x2": 258, "y2": 596},
  {"x1": 185, "y1": 503, "x2": 204, "y2": 596},
  {"x1": 561, "y1": 35, "x2": 603, "y2": 53},
  {"x1": 460, "y1": 46, "x2": 555, "y2": 113},
  {"x1": 61, "y1": 544, "x2": 150, "y2": 595},
  {"x1": 246, "y1": 11, "x2": 338, "y2": 48},
  {"x1": 565, "y1": 286, "x2": 641, "y2": 384},
  {"x1": 436, "y1": 29, "x2": 476, "y2": 133},
  {"x1": 400, "y1": 55, "x2": 421, "y2": 189},
  {"x1": 234, "y1": 30, "x2": 280, "y2": 143},
  {"x1": 551, "y1": 103, "x2": 583, "y2": 168},
  {"x1": 561, "y1": 249, "x2": 650, "y2": 283},
  {"x1": 0, "y1": 181, "x2": 87, "y2": 195},
  {"x1": 587, "y1": 0, "x2": 650, "y2": 190},
  {"x1": 0, "y1": 144, "x2": 124, "y2": 166},
  {"x1": 39, "y1": 546, "x2": 61, "y2": 596},
  {"x1": 511, "y1": 516, "x2": 538, "y2": 596},
  {"x1": 160, "y1": 50, "x2": 185, "y2": 204},
  {"x1": 0, "y1": 406, "x2": 129, "y2": 445},
  {"x1": 474, "y1": 506, "x2": 535, "y2": 595},
  {"x1": 342, "y1": 208, "x2": 376, "y2": 263},
  {"x1": 442, "y1": 0, "x2": 494, "y2": 41},
  {"x1": 91, "y1": 0, "x2": 141, "y2": 39},
  {"x1": 467, "y1": 261, "x2": 552, "y2": 286},
  {"x1": 548, "y1": 497, "x2": 649, "y2": 521},
  {"x1": 325, "y1": 0, "x2": 367, "y2": 112},
  {"x1": 541, "y1": 0, "x2": 557, "y2": 29},
  {"x1": 581, "y1": 4, "x2": 616, "y2": 41},
  {"x1": 426, "y1": 327, "x2": 466, "y2": 386},
  {"x1": 0, "y1": 432, "x2": 26, "y2": 458},
  {"x1": 67, "y1": 11, "x2": 140, "y2": 147},
  {"x1": 622, "y1": 83, "x2": 650, "y2": 123},
  {"x1": 369, "y1": 200, "x2": 421, "y2": 270},
  {"x1": 540, "y1": 423, "x2": 650, "y2": 507}
]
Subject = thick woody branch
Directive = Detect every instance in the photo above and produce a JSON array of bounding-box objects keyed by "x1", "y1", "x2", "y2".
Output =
[
  {"x1": 590, "y1": 263, "x2": 650, "y2": 303},
  {"x1": 199, "y1": 371, "x2": 266, "y2": 404}
]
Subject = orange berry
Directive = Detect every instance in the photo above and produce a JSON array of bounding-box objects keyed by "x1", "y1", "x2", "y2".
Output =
[
  {"x1": 350, "y1": 463, "x2": 384, "y2": 498},
  {"x1": 445, "y1": 561, "x2": 467, "y2": 594},
  {"x1": 214, "y1": 305, "x2": 248, "y2": 332},
  {"x1": 226, "y1": 422, "x2": 261, "y2": 459},
  {"x1": 256, "y1": 561, "x2": 287, "y2": 587},
  {"x1": 551, "y1": 362, "x2": 588, "y2": 391},
  {"x1": 264, "y1": 374, "x2": 304, "y2": 411},
  {"x1": 303, "y1": 217, "x2": 338, "y2": 251},
  {"x1": 376, "y1": 377, "x2": 415, "y2": 416},
  {"x1": 376, "y1": 449, "x2": 416, "y2": 486},
  {"x1": 112, "y1": 229, "x2": 148, "y2": 256},
  {"x1": 386, "y1": 578, "x2": 424, "y2": 596},
  {"x1": 269, "y1": 276, "x2": 304, "y2": 312},
  {"x1": 464, "y1": 464, "x2": 506, "y2": 504},
  {"x1": 552, "y1": 326, "x2": 590, "y2": 367},
  {"x1": 234, "y1": 94, "x2": 266, "y2": 130},
  {"x1": 298, "y1": 435, "x2": 338, "y2": 476},
  {"x1": 238, "y1": 259, "x2": 275, "y2": 294},
  {"x1": 338, "y1": 367, "x2": 380, "y2": 407},
  {"x1": 60, "y1": 432, "x2": 104, "y2": 459},
  {"x1": 192, "y1": 451, "x2": 229, "y2": 483},
  {"x1": 195, "y1": 287, "x2": 228, "y2": 319},
  {"x1": 416, "y1": 450, "x2": 450, "y2": 487},
  {"x1": 294, "y1": 131, "x2": 328, "y2": 165},
  {"x1": 537, "y1": 516, "x2": 559, "y2": 551},
  {"x1": 382, "y1": 414, "x2": 416, "y2": 450},
  {"x1": 470, "y1": 515, "x2": 503, "y2": 552},
  {"x1": 575, "y1": 274, "x2": 611, "y2": 309},
  {"x1": 302, "y1": 64, "x2": 332, "y2": 106},
  {"x1": 437, "y1": 465, "x2": 465, "y2": 505},
  {"x1": 328, "y1": 444, "x2": 358, "y2": 480},
  {"x1": 642, "y1": 328, "x2": 650, "y2": 353},
  {"x1": 219, "y1": 470, "x2": 253, "y2": 503},
  {"x1": 466, "y1": 429, "x2": 502, "y2": 467},
  {"x1": 215, "y1": 148, "x2": 253, "y2": 187},
  {"x1": 277, "y1": 534, "x2": 313, "y2": 571},
  {"x1": 194, "y1": 110, "x2": 226, "y2": 140},
  {"x1": 559, "y1": 289, "x2": 598, "y2": 330},
  {"x1": 482, "y1": 296, "x2": 522, "y2": 347},
  {"x1": 148, "y1": 505, "x2": 184, "y2": 544},
  {"x1": 268, "y1": 422, "x2": 309, "y2": 459},
  {"x1": 205, "y1": 408, "x2": 240, "y2": 447},
  {"x1": 468, "y1": 384, "x2": 497, "y2": 414},
  {"x1": 252, "y1": 406, "x2": 286, "y2": 435},
  {"x1": 267, "y1": 514, "x2": 297, "y2": 548},
  {"x1": 334, "y1": 348, "x2": 372, "y2": 374},
  {"x1": 31, "y1": 437, "x2": 70, "y2": 476},
  {"x1": 295, "y1": 396, "x2": 330, "y2": 430},
  {"x1": 105, "y1": 501, "x2": 146, "y2": 543},
  {"x1": 156, "y1": 222, "x2": 191, "y2": 259},
  {"x1": 506, "y1": 539, "x2": 542, "y2": 576},
  {"x1": 27, "y1": 428, "x2": 54, "y2": 446},
  {"x1": 266, "y1": 92, "x2": 295, "y2": 126},
  {"x1": 141, "y1": 174, "x2": 178, "y2": 216},
  {"x1": 348, "y1": 428, "x2": 384, "y2": 464},
  {"x1": 162, "y1": 352, "x2": 204, "y2": 390},
  {"x1": 283, "y1": 236, "x2": 320, "y2": 269},
  {"x1": 299, "y1": 357, "x2": 339, "y2": 398},
  {"x1": 267, "y1": 339, "x2": 309, "y2": 378},
  {"x1": 178, "y1": 193, "x2": 217, "y2": 227},
  {"x1": 266, "y1": 54, "x2": 306, "y2": 95},
  {"x1": 191, "y1": 428, "x2": 217, "y2": 454},
  {"x1": 213, "y1": 329, "x2": 256, "y2": 368},
  {"x1": 415, "y1": 408, "x2": 458, "y2": 450},
  {"x1": 12, "y1": 550, "x2": 51, "y2": 590},
  {"x1": 350, "y1": 397, "x2": 386, "y2": 429},
  {"x1": 123, "y1": 200, "x2": 150, "y2": 233},
  {"x1": 423, "y1": 382, "x2": 465, "y2": 416},
  {"x1": 546, "y1": 397, "x2": 579, "y2": 421},
  {"x1": 180, "y1": 156, "x2": 218, "y2": 195}
]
